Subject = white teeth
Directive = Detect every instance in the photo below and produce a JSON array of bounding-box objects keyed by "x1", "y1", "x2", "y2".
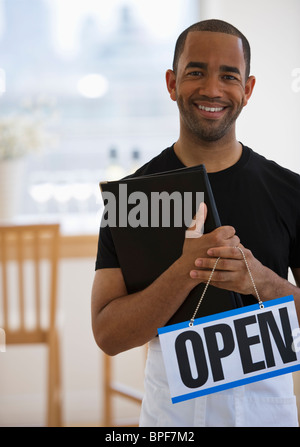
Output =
[{"x1": 198, "y1": 105, "x2": 224, "y2": 112}]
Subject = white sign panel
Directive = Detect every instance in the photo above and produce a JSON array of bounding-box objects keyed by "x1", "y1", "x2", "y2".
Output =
[{"x1": 158, "y1": 295, "x2": 300, "y2": 404}]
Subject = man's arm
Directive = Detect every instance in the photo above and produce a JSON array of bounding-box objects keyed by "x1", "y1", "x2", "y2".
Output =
[
  {"x1": 91, "y1": 262, "x2": 195, "y2": 356},
  {"x1": 91, "y1": 225, "x2": 240, "y2": 356}
]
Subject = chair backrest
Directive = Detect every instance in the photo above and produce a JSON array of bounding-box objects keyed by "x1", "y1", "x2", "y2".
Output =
[{"x1": 0, "y1": 224, "x2": 60, "y2": 345}]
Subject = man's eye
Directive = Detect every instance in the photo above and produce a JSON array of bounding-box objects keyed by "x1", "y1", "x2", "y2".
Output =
[
  {"x1": 188, "y1": 71, "x2": 204, "y2": 77},
  {"x1": 223, "y1": 75, "x2": 238, "y2": 81}
]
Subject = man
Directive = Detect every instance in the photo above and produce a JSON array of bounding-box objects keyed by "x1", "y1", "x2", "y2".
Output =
[{"x1": 91, "y1": 19, "x2": 300, "y2": 426}]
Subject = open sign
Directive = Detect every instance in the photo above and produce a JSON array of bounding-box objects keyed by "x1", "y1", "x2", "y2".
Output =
[{"x1": 158, "y1": 295, "x2": 300, "y2": 404}]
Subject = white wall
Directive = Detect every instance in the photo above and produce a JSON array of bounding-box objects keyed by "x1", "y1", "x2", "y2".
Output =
[{"x1": 200, "y1": 0, "x2": 300, "y2": 171}]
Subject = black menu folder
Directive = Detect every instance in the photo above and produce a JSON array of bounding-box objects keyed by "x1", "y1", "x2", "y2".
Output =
[{"x1": 100, "y1": 164, "x2": 243, "y2": 326}]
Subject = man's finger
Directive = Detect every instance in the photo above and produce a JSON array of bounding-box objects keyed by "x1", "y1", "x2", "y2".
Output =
[{"x1": 185, "y1": 202, "x2": 207, "y2": 239}]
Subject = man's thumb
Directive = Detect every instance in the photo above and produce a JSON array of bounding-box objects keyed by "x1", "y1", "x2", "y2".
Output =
[{"x1": 185, "y1": 202, "x2": 207, "y2": 238}]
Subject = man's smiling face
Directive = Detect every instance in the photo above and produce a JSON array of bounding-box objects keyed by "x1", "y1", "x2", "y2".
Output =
[{"x1": 168, "y1": 31, "x2": 255, "y2": 143}]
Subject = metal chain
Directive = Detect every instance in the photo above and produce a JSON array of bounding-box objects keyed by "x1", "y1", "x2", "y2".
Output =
[
  {"x1": 236, "y1": 246, "x2": 264, "y2": 309},
  {"x1": 189, "y1": 257, "x2": 221, "y2": 327},
  {"x1": 189, "y1": 246, "x2": 264, "y2": 327}
]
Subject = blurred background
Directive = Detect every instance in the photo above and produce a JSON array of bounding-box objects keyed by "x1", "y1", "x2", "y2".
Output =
[{"x1": 0, "y1": 0, "x2": 299, "y2": 427}]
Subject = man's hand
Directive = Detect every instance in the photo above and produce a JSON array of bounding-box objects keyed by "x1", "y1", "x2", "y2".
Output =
[
  {"x1": 185, "y1": 207, "x2": 300, "y2": 325},
  {"x1": 189, "y1": 244, "x2": 266, "y2": 296},
  {"x1": 180, "y1": 202, "x2": 240, "y2": 281},
  {"x1": 183, "y1": 202, "x2": 263, "y2": 297}
]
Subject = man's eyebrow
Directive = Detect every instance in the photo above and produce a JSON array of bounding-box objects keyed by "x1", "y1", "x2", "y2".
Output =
[
  {"x1": 184, "y1": 62, "x2": 241, "y2": 76},
  {"x1": 185, "y1": 61, "x2": 207, "y2": 70},
  {"x1": 219, "y1": 65, "x2": 241, "y2": 75}
]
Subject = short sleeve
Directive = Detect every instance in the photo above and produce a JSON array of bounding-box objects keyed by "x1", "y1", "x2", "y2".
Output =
[
  {"x1": 95, "y1": 224, "x2": 120, "y2": 270},
  {"x1": 289, "y1": 221, "x2": 300, "y2": 268}
]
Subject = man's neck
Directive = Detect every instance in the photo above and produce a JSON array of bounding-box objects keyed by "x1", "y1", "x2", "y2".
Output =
[{"x1": 173, "y1": 134, "x2": 243, "y2": 173}]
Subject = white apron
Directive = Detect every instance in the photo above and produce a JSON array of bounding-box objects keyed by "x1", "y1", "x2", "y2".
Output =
[{"x1": 139, "y1": 338, "x2": 299, "y2": 427}]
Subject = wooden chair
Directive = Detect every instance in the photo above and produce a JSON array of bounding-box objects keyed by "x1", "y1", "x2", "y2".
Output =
[
  {"x1": 0, "y1": 224, "x2": 62, "y2": 426},
  {"x1": 103, "y1": 346, "x2": 147, "y2": 427}
]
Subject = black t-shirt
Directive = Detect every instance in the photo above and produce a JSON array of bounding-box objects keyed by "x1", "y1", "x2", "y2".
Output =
[{"x1": 96, "y1": 144, "x2": 300, "y2": 303}]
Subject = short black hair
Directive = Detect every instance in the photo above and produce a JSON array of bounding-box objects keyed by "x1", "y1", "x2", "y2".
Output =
[{"x1": 172, "y1": 19, "x2": 251, "y2": 79}]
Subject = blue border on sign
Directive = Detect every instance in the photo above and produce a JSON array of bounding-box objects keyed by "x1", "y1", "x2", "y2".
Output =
[
  {"x1": 157, "y1": 295, "x2": 294, "y2": 335},
  {"x1": 171, "y1": 363, "x2": 300, "y2": 404}
]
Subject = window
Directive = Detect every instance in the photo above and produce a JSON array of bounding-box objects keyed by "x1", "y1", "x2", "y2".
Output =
[{"x1": 0, "y1": 0, "x2": 198, "y2": 227}]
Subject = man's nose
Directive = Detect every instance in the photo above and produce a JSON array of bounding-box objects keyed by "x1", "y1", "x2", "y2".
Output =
[{"x1": 199, "y1": 76, "x2": 223, "y2": 98}]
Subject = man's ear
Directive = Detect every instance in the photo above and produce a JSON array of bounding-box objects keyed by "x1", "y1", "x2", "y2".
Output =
[
  {"x1": 243, "y1": 75, "x2": 256, "y2": 107},
  {"x1": 166, "y1": 69, "x2": 177, "y2": 101}
]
